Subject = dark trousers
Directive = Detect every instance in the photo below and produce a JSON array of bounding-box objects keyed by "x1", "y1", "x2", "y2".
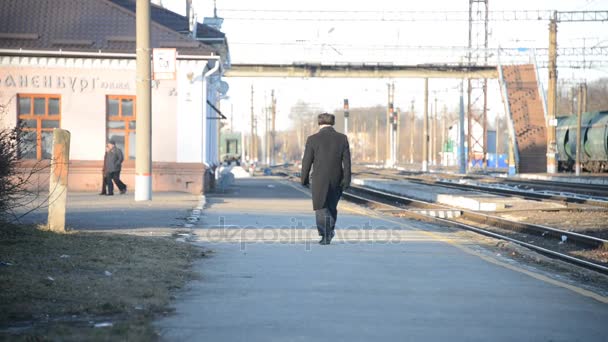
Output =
[
  {"x1": 315, "y1": 205, "x2": 338, "y2": 239},
  {"x1": 105, "y1": 171, "x2": 126, "y2": 194}
]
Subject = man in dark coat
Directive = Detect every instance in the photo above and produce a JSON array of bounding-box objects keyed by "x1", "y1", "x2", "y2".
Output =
[
  {"x1": 301, "y1": 113, "x2": 351, "y2": 245},
  {"x1": 104, "y1": 140, "x2": 127, "y2": 195}
]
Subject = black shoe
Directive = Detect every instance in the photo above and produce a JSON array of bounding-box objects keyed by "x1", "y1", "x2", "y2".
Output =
[
  {"x1": 119, "y1": 189, "x2": 126, "y2": 195},
  {"x1": 107, "y1": 193, "x2": 114, "y2": 196},
  {"x1": 99, "y1": 192, "x2": 106, "y2": 196},
  {"x1": 328, "y1": 231, "x2": 335, "y2": 243},
  {"x1": 319, "y1": 237, "x2": 330, "y2": 245}
]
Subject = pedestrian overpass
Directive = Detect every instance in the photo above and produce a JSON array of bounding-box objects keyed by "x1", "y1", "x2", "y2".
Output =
[
  {"x1": 225, "y1": 63, "x2": 498, "y2": 79},
  {"x1": 224, "y1": 62, "x2": 546, "y2": 173}
]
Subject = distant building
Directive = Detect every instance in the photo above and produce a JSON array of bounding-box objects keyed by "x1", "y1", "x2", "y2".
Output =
[{"x1": 0, "y1": 0, "x2": 230, "y2": 194}]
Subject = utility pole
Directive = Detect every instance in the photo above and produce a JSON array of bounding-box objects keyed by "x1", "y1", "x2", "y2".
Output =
[
  {"x1": 467, "y1": 0, "x2": 489, "y2": 171},
  {"x1": 375, "y1": 112, "x2": 379, "y2": 164},
  {"x1": 135, "y1": 0, "x2": 152, "y2": 201},
  {"x1": 409, "y1": 100, "x2": 415, "y2": 164},
  {"x1": 353, "y1": 116, "x2": 358, "y2": 161},
  {"x1": 264, "y1": 103, "x2": 269, "y2": 165},
  {"x1": 393, "y1": 108, "x2": 399, "y2": 165},
  {"x1": 396, "y1": 107, "x2": 400, "y2": 164},
  {"x1": 363, "y1": 120, "x2": 368, "y2": 161},
  {"x1": 388, "y1": 86, "x2": 394, "y2": 167},
  {"x1": 250, "y1": 84, "x2": 255, "y2": 163},
  {"x1": 547, "y1": 10, "x2": 558, "y2": 173},
  {"x1": 459, "y1": 81, "x2": 466, "y2": 174},
  {"x1": 386, "y1": 83, "x2": 392, "y2": 164},
  {"x1": 344, "y1": 99, "x2": 349, "y2": 136},
  {"x1": 495, "y1": 111, "x2": 500, "y2": 168},
  {"x1": 271, "y1": 90, "x2": 276, "y2": 165},
  {"x1": 582, "y1": 82, "x2": 588, "y2": 113},
  {"x1": 422, "y1": 78, "x2": 429, "y2": 172},
  {"x1": 433, "y1": 97, "x2": 438, "y2": 166},
  {"x1": 230, "y1": 103, "x2": 234, "y2": 132},
  {"x1": 576, "y1": 84, "x2": 583, "y2": 176},
  {"x1": 441, "y1": 105, "x2": 447, "y2": 167}
]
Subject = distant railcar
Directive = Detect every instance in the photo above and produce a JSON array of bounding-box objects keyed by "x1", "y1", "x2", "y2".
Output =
[
  {"x1": 556, "y1": 111, "x2": 608, "y2": 172},
  {"x1": 220, "y1": 132, "x2": 242, "y2": 164}
]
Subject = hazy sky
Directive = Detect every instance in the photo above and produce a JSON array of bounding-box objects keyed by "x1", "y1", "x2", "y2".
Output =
[{"x1": 162, "y1": 0, "x2": 608, "y2": 132}]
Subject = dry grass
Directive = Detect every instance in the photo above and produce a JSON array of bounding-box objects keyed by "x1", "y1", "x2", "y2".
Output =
[{"x1": 0, "y1": 222, "x2": 204, "y2": 341}]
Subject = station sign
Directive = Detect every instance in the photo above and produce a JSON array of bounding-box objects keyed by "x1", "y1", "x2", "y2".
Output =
[{"x1": 152, "y1": 48, "x2": 177, "y2": 80}]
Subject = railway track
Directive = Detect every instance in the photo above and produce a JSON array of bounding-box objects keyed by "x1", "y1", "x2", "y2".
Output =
[
  {"x1": 283, "y1": 167, "x2": 608, "y2": 273},
  {"x1": 354, "y1": 169, "x2": 608, "y2": 208},
  {"x1": 343, "y1": 184, "x2": 608, "y2": 275}
]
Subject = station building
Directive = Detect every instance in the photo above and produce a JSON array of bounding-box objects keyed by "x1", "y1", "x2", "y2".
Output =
[{"x1": 0, "y1": 0, "x2": 230, "y2": 194}]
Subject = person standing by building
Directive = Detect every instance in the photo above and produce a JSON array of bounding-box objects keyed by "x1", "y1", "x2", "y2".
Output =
[
  {"x1": 104, "y1": 140, "x2": 127, "y2": 195},
  {"x1": 301, "y1": 113, "x2": 351, "y2": 245},
  {"x1": 99, "y1": 144, "x2": 110, "y2": 195}
]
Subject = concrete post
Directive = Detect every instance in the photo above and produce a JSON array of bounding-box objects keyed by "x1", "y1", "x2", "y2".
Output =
[
  {"x1": 135, "y1": 0, "x2": 152, "y2": 201},
  {"x1": 47, "y1": 129, "x2": 70, "y2": 233}
]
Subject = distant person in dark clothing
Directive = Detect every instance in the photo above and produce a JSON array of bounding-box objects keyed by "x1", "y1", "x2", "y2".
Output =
[
  {"x1": 301, "y1": 113, "x2": 351, "y2": 245},
  {"x1": 104, "y1": 140, "x2": 127, "y2": 195},
  {"x1": 99, "y1": 145, "x2": 110, "y2": 195}
]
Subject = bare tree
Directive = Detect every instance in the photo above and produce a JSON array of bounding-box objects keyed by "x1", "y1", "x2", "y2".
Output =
[{"x1": 0, "y1": 95, "x2": 49, "y2": 222}]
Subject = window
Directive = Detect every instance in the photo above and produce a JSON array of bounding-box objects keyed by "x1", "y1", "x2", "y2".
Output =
[
  {"x1": 17, "y1": 94, "x2": 61, "y2": 160},
  {"x1": 106, "y1": 95, "x2": 136, "y2": 160}
]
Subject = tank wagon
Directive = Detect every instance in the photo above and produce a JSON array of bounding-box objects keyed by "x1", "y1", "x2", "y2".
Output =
[{"x1": 556, "y1": 111, "x2": 608, "y2": 172}]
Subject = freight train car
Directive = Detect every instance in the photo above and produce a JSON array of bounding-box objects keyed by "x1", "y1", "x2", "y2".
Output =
[{"x1": 556, "y1": 111, "x2": 608, "y2": 172}]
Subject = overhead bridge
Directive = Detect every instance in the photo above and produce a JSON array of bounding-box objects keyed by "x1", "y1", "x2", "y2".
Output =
[{"x1": 225, "y1": 63, "x2": 499, "y2": 79}]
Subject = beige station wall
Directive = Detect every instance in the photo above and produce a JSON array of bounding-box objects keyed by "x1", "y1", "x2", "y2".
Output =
[{"x1": 0, "y1": 59, "x2": 178, "y2": 162}]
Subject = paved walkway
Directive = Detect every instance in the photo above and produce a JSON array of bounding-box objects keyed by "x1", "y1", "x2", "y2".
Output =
[
  {"x1": 157, "y1": 177, "x2": 608, "y2": 342},
  {"x1": 14, "y1": 192, "x2": 199, "y2": 232}
]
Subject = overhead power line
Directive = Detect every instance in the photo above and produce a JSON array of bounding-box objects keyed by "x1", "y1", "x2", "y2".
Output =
[
  {"x1": 229, "y1": 42, "x2": 608, "y2": 56},
  {"x1": 218, "y1": 9, "x2": 608, "y2": 22}
]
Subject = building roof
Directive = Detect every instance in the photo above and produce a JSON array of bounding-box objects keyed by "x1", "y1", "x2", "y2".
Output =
[
  {"x1": 0, "y1": 0, "x2": 219, "y2": 56},
  {"x1": 109, "y1": 0, "x2": 226, "y2": 40}
]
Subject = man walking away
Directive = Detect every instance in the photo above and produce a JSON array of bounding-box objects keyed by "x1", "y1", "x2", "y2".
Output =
[
  {"x1": 104, "y1": 140, "x2": 127, "y2": 195},
  {"x1": 301, "y1": 113, "x2": 351, "y2": 245}
]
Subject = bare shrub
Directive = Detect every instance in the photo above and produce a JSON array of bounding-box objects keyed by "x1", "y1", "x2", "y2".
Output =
[{"x1": 0, "y1": 96, "x2": 48, "y2": 221}]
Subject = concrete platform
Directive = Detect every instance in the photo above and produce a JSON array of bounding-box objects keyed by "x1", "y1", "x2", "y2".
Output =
[
  {"x1": 157, "y1": 177, "x2": 608, "y2": 342},
  {"x1": 515, "y1": 173, "x2": 608, "y2": 186},
  {"x1": 353, "y1": 178, "x2": 565, "y2": 212},
  {"x1": 13, "y1": 192, "x2": 199, "y2": 233}
]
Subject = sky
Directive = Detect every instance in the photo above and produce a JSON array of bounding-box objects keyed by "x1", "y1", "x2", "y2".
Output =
[{"x1": 161, "y1": 0, "x2": 608, "y2": 132}]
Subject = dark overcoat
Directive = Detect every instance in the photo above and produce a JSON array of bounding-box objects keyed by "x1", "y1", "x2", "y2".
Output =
[
  {"x1": 104, "y1": 147, "x2": 124, "y2": 173},
  {"x1": 301, "y1": 126, "x2": 351, "y2": 210}
]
